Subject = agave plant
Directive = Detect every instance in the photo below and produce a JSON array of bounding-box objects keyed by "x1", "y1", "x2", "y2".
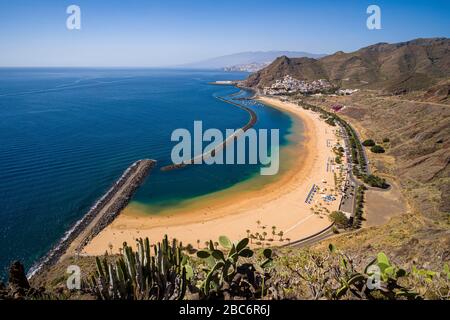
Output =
[{"x1": 88, "y1": 235, "x2": 193, "y2": 300}]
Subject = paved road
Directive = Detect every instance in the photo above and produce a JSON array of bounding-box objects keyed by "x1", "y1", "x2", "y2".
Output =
[{"x1": 287, "y1": 224, "x2": 335, "y2": 248}]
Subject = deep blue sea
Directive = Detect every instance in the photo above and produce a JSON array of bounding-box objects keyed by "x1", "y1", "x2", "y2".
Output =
[{"x1": 0, "y1": 68, "x2": 293, "y2": 280}]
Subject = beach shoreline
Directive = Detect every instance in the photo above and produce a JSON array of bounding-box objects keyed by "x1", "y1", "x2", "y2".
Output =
[
  {"x1": 28, "y1": 159, "x2": 156, "y2": 278},
  {"x1": 82, "y1": 96, "x2": 343, "y2": 255}
]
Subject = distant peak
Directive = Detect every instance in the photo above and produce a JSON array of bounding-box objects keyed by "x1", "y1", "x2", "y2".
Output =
[{"x1": 277, "y1": 55, "x2": 290, "y2": 61}]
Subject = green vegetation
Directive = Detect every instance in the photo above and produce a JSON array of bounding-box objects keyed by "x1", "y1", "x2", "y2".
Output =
[
  {"x1": 383, "y1": 138, "x2": 390, "y2": 143},
  {"x1": 325, "y1": 117, "x2": 336, "y2": 126},
  {"x1": 88, "y1": 236, "x2": 192, "y2": 300},
  {"x1": 3, "y1": 235, "x2": 450, "y2": 300},
  {"x1": 329, "y1": 211, "x2": 349, "y2": 228},
  {"x1": 352, "y1": 185, "x2": 366, "y2": 228},
  {"x1": 363, "y1": 174, "x2": 389, "y2": 189},
  {"x1": 196, "y1": 236, "x2": 273, "y2": 299},
  {"x1": 326, "y1": 246, "x2": 419, "y2": 299},
  {"x1": 275, "y1": 245, "x2": 449, "y2": 300},
  {"x1": 371, "y1": 145, "x2": 386, "y2": 153},
  {"x1": 362, "y1": 139, "x2": 376, "y2": 147}
]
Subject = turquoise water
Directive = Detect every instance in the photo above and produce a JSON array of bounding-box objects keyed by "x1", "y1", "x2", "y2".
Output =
[{"x1": 0, "y1": 68, "x2": 293, "y2": 280}]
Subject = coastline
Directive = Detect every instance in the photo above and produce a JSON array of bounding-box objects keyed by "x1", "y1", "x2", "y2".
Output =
[
  {"x1": 27, "y1": 159, "x2": 156, "y2": 278},
  {"x1": 81, "y1": 96, "x2": 343, "y2": 255}
]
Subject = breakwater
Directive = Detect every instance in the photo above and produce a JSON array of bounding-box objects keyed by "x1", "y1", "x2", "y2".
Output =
[
  {"x1": 160, "y1": 96, "x2": 257, "y2": 171},
  {"x1": 27, "y1": 159, "x2": 156, "y2": 278}
]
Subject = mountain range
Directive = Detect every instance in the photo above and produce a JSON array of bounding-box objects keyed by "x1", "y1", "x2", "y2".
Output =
[
  {"x1": 244, "y1": 38, "x2": 450, "y2": 94},
  {"x1": 179, "y1": 51, "x2": 326, "y2": 71}
]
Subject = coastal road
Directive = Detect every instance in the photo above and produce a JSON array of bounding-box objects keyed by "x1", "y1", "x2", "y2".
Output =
[{"x1": 287, "y1": 224, "x2": 335, "y2": 248}]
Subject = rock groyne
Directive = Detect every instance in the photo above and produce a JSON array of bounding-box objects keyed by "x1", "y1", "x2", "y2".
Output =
[
  {"x1": 28, "y1": 159, "x2": 156, "y2": 278},
  {"x1": 161, "y1": 96, "x2": 257, "y2": 171}
]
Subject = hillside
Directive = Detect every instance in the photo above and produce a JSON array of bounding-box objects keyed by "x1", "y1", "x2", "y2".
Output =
[
  {"x1": 299, "y1": 91, "x2": 449, "y2": 277},
  {"x1": 245, "y1": 38, "x2": 450, "y2": 93}
]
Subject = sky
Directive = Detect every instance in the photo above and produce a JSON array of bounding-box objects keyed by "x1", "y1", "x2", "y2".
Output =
[{"x1": 0, "y1": 0, "x2": 449, "y2": 67}]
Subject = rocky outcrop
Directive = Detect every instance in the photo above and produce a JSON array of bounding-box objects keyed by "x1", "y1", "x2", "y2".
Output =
[{"x1": 0, "y1": 262, "x2": 35, "y2": 300}]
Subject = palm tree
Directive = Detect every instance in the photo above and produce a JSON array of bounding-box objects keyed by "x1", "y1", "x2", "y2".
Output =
[
  {"x1": 108, "y1": 243, "x2": 113, "y2": 254},
  {"x1": 271, "y1": 226, "x2": 277, "y2": 236},
  {"x1": 196, "y1": 239, "x2": 200, "y2": 249},
  {"x1": 262, "y1": 231, "x2": 267, "y2": 240},
  {"x1": 246, "y1": 229, "x2": 251, "y2": 238},
  {"x1": 214, "y1": 242, "x2": 219, "y2": 249},
  {"x1": 256, "y1": 220, "x2": 261, "y2": 228},
  {"x1": 278, "y1": 231, "x2": 284, "y2": 241}
]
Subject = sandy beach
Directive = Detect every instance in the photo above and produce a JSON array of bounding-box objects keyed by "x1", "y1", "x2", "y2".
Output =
[{"x1": 82, "y1": 97, "x2": 344, "y2": 255}]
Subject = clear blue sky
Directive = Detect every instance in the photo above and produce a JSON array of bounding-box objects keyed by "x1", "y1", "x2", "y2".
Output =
[{"x1": 0, "y1": 0, "x2": 449, "y2": 67}]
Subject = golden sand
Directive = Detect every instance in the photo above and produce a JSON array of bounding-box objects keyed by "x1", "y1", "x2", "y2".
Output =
[{"x1": 82, "y1": 97, "x2": 342, "y2": 254}]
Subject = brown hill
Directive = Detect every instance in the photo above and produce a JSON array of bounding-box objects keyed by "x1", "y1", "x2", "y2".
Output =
[{"x1": 244, "y1": 38, "x2": 450, "y2": 93}]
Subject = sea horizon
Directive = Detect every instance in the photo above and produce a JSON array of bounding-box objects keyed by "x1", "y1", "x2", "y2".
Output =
[{"x1": 0, "y1": 68, "x2": 295, "y2": 280}]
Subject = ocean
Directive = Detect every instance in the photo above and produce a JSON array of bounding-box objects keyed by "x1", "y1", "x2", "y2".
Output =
[{"x1": 0, "y1": 68, "x2": 294, "y2": 280}]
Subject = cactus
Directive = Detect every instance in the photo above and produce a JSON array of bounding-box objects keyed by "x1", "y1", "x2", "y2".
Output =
[
  {"x1": 328, "y1": 245, "x2": 420, "y2": 300},
  {"x1": 196, "y1": 236, "x2": 267, "y2": 298},
  {"x1": 88, "y1": 235, "x2": 190, "y2": 300}
]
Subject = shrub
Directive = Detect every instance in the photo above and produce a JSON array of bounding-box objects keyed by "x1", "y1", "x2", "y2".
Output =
[
  {"x1": 383, "y1": 138, "x2": 390, "y2": 143},
  {"x1": 362, "y1": 139, "x2": 376, "y2": 147},
  {"x1": 363, "y1": 174, "x2": 389, "y2": 189},
  {"x1": 329, "y1": 211, "x2": 349, "y2": 228},
  {"x1": 327, "y1": 246, "x2": 422, "y2": 300},
  {"x1": 370, "y1": 145, "x2": 385, "y2": 153},
  {"x1": 325, "y1": 118, "x2": 336, "y2": 126}
]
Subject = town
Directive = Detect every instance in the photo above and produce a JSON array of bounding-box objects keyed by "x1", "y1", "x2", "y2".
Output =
[
  {"x1": 263, "y1": 75, "x2": 335, "y2": 95},
  {"x1": 262, "y1": 75, "x2": 361, "y2": 97}
]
